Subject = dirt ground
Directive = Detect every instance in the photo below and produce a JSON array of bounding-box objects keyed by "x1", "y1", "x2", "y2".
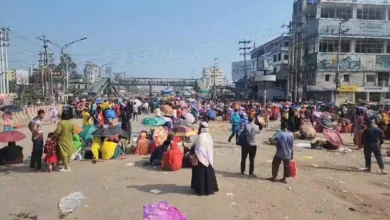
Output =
[{"x1": 1, "y1": 115, "x2": 390, "y2": 220}]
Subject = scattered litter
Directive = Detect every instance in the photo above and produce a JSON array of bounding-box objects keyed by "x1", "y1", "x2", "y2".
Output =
[
  {"x1": 150, "y1": 189, "x2": 161, "y2": 194},
  {"x1": 342, "y1": 190, "x2": 348, "y2": 193},
  {"x1": 163, "y1": 172, "x2": 169, "y2": 175},
  {"x1": 283, "y1": 216, "x2": 290, "y2": 219},
  {"x1": 231, "y1": 202, "x2": 236, "y2": 206},
  {"x1": 105, "y1": 186, "x2": 109, "y2": 189},
  {"x1": 311, "y1": 164, "x2": 319, "y2": 168},
  {"x1": 384, "y1": 182, "x2": 388, "y2": 185},
  {"x1": 84, "y1": 205, "x2": 89, "y2": 208},
  {"x1": 59, "y1": 191, "x2": 86, "y2": 216},
  {"x1": 348, "y1": 207, "x2": 356, "y2": 212},
  {"x1": 287, "y1": 187, "x2": 292, "y2": 191},
  {"x1": 226, "y1": 192, "x2": 234, "y2": 197},
  {"x1": 337, "y1": 147, "x2": 352, "y2": 154},
  {"x1": 338, "y1": 181, "x2": 346, "y2": 184},
  {"x1": 303, "y1": 156, "x2": 313, "y2": 160},
  {"x1": 266, "y1": 160, "x2": 273, "y2": 163},
  {"x1": 328, "y1": 177, "x2": 333, "y2": 179},
  {"x1": 296, "y1": 143, "x2": 311, "y2": 148},
  {"x1": 315, "y1": 209, "x2": 323, "y2": 214},
  {"x1": 359, "y1": 167, "x2": 367, "y2": 171},
  {"x1": 126, "y1": 162, "x2": 135, "y2": 167}
]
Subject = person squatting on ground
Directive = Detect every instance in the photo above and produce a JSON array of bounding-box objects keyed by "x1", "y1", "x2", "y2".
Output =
[{"x1": 268, "y1": 121, "x2": 294, "y2": 184}]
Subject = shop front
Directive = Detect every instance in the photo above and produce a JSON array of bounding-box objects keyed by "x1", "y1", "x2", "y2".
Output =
[
  {"x1": 336, "y1": 85, "x2": 357, "y2": 104},
  {"x1": 356, "y1": 87, "x2": 389, "y2": 102}
]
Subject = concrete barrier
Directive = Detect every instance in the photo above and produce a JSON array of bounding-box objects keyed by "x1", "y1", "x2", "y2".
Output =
[{"x1": 0, "y1": 105, "x2": 63, "y2": 131}]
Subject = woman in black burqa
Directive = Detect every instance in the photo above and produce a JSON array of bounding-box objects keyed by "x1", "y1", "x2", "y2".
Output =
[
  {"x1": 121, "y1": 101, "x2": 133, "y2": 138},
  {"x1": 190, "y1": 121, "x2": 219, "y2": 195}
]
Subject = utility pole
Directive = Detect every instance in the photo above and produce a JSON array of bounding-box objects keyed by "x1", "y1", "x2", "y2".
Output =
[
  {"x1": 36, "y1": 35, "x2": 49, "y2": 66},
  {"x1": 0, "y1": 29, "x2": 4, "y2": 94},
  {"x1": 239, "y1": 38, "x2": 251, "y2": 99},
  {"x1": 0, "y1": 28, "x2": 10, "y2": 94},
  {"x1": 335, "y1": 19, "x2": 349, "y2": 104},
  {"x1": 213, "y1": 57, "x2": 218, "y2": 100},
  {"x1": 282, "y1": 22, "x2": 293, "y2": 101}
]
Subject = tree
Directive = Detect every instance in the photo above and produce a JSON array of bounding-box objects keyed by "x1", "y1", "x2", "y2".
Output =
[
  {"x1": 14, "y1": 85, "x2": 44, "y2": 106},
  {"x1": 54, "y1": 54, "x2": 78, "y2": 77}
]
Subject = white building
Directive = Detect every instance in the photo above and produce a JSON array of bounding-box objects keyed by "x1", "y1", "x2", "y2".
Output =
[
  {"x1": 231, "y1": 61, "x2": 250, "y2": 82},
  {"x1": 294, "y1": 0, "x2": 390, "y2": 103},
  {"x1": 202, "y1": 67, "x2": 226, "y2": 89},
  {"x1": 83, "y1": 62, "x2": 100, "y2": 84}
]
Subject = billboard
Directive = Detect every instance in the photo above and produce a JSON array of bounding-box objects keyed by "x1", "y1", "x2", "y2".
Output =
[{"x1": 15, "y1": 69, "x2": 29, "y2": 85}]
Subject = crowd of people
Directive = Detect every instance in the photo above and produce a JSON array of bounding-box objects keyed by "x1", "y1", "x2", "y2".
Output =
[{"x1": 1, "y1": 97, "x2": 389, "y2": 197}]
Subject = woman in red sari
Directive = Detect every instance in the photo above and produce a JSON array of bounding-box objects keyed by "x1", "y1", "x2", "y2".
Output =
[
  {"x1": 162, "y1": 140, "x2": 183, "y2": 171},
  {"x1": 135, "y1": 131, "x2": 150, "y2": 155}
]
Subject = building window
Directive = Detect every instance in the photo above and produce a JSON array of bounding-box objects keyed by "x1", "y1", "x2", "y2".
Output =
[
  {"x1": 78, "y1": 85, "x2": 80, "y2": 89},
  {"x1": 357, "y1": 6, "x2": 385, "y2": 20},
  {"x1": 278, "y1": 53, "x2": 281, "y2": 61},
  {"x1": 284, "y1": 42, "x2": 289, "y2": 47},
  {"x1": 356, "y1": 39, "x2": 384, "y2": 53},
  {"x1": 273, "y1": 55, "x2": 277, "y2": 62},
  {"x1": 387, "y1": 42, "x2": 390, "y2": 53},
  {"x1": 366, "y1": 75, "x2": 375, "y2": 83},
  {"x1": 284, "y1": 54, "x2": 289, "y2": 61},
  {"x1": 325, "y1": 74, "x2": 331, "y2": 82},
  {"x1": 273, "y1": 67, "x2": 277, "y2": 74},
  {"x1": 319, "y1": 39, "x2": 350, "y2": 52},
  {"x1": 378, "y1": 72, "x2": 389, "y2": 86},
  {"x1": 321, "y1": 6, "x2": 352, "y2": 20},
  {"x1": 343, "y1": 74, "x2": 350, "y2": 82}
]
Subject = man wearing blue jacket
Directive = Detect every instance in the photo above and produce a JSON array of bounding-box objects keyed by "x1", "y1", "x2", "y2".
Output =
[{"x1": 228, "y1": 109, "x2": 241, "y2": 143}]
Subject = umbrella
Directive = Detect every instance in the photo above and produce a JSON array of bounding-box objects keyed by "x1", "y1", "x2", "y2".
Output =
[
  {"x1": 141, "y1": 117, "x2": 166, "y2": 127},
  {"x1": 131, "y1": 99, "x2": 142, "y2": 106},
  {"x1": 160, "y1": 105, "x2": 173, "y2": 116},
  {"x1": 0, "y1": 105, "x2": 23, "y2": 113},
  {"x1": 79, "y1": 125, "x2": 98, "y2": 143},
  {"x1": 184, "y1": 113, "x2": 195, "y2": 124},
  {"x1": 0, "y1": 131, "x2": 26, "y2": 143},
  {"x1": 144, "y1": 201, "x2": 188, "y2": 220},
  {"x1": 92, "y1": 126, "x2": 128, "y2": 138},
  {"x1": 74, "y1": 125, "x2": 83, "y2": 135},
  {"x1": 190, "y1": 101, "x2": 199, "y2": 111},
  {"x1": 323, "y1": 128, "x2": 344, "y2": 148},
  {"x1": 174, "y1": 119, "x2": 191, "y2": 127},
  {"x1": 206, "y1": 109, "x2": 217, "y2": 119},
  {"x1": 319, "y1": 117, "x2": 333, "y2": 129},
  {"x1": 170, "y1": 126, "x2": 196, "y2": 137},
  {"x1": 163, "y1": 116, "x2": 172, "y2": 123},
  {"x1": 179, "y1": 100, "x2": 187, "y2": 108}
]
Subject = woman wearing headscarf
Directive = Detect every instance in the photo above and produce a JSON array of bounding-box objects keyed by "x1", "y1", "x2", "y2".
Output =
[
  {"x1": 121, "y1": 101, "x2": 133, "y2": 138},
  {"x1": 190, "y1": 121, "x2": 219, "y2": 196},
  {"x1": 54, "y1": 111, "x2": 75, "y2": 171}
]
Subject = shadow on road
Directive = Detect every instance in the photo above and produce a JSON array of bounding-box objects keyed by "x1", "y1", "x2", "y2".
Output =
[
  {"x1": 215, "y1": 170, "x2": 269, "y2": 181},
  {"x1": 126, "y1": 184, "x2": 193, "y2": 195}
]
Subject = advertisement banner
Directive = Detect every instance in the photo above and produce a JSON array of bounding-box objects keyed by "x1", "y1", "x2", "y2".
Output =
[{"x1": 15, "y1": 69, "x2": 29, "y2": 85}]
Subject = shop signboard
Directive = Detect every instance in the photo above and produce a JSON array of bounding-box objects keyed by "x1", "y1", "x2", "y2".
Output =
[
  {"x1": 338, "y1": 85, "x2": 358, "y2": 92},
  {"x1": 357, "y1": 87, "x2": 389, "y2": 92}
]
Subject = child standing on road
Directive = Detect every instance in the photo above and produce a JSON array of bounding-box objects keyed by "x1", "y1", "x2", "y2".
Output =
[{"x1": 44, "y1": 132, "x2": 59, "y2": 172}]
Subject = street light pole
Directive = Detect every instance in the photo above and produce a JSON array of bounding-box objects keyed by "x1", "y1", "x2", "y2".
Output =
[
  {"x1": 48, "y1": 37, "x2": 87, "y2": 102},
  {"x1": 98, "y1": 61, "x2": 114, "y2": 79},
  {"x1": 335, "y1": 19, "x2": 349, "y2": 104}
]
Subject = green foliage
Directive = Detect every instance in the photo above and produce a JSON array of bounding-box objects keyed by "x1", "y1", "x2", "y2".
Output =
[{"x1": 14, "y1": 85, "x2": 44, "y2": 106}]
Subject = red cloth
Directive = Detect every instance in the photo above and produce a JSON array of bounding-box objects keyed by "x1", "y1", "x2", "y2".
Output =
[
  {"x1": 177, "y1": 108, "x2": 182, "y2": 118},
  {"x1": 149, "y1": 141, "x2": 157, "y2": 154},
  {"x1": 44, "y1": 138, "x2": 59, "y2": 164},
  {"x1": 162, "y1": 142, "x2": 183, "y2": 171}
]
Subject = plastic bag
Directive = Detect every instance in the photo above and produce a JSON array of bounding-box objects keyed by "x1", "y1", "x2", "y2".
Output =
[
  {"x1": 59, "y1": 191, "x2": 86, "y2": 215},
  {"x1": 289, "y1": 160, "x2": 297, "y2": 177}
]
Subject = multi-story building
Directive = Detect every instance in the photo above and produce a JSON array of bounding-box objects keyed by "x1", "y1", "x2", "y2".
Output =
[
  {"x1": 294, "y1": 0, "x2": 390, "y2": 103},
  {"x1": 231, "y1": 61, "x2": 250, "y2": 82},
  {"x1": 83, "y1": 62, "x2": 100, "y2": 84},
  {"x1": 202, "y1": 67, "x2": 226, "y2": 89},
  {"x1": 246, "y1": 36, "x2": 290, "y2": 100}
]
